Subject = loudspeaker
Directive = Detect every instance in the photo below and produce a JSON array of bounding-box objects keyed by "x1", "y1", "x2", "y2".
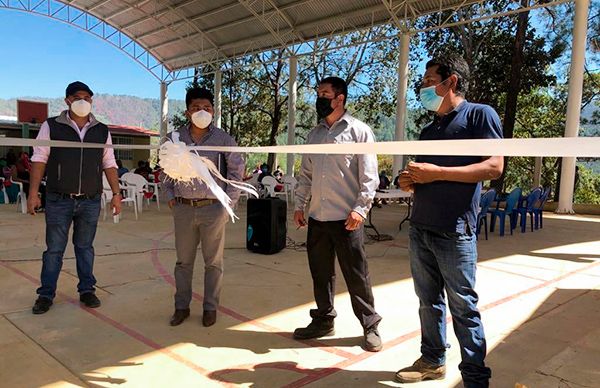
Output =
[{"x1": 246, "y1": 197, "x2": 287, "y2": 254}]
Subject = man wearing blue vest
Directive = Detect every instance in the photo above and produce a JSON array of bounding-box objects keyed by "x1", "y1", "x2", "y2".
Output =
[
  {"x1": 395, "y1": 55, "x2": 503, "y2": 387},
  {"x1": 28, "y1": 81, "x2": 122, "y2": 314}
]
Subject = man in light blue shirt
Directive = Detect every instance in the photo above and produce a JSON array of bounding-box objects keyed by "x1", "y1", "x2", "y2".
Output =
[{"x1": 294, "y1": 77, "x2": 382, "y2": 352}]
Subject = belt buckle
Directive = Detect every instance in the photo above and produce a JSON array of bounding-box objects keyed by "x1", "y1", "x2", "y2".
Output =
[{"x1": 193, "y1": 199, "x2": 210, "y2": 207}]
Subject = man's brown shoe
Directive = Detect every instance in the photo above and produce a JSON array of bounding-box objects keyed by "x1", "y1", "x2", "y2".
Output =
[
  {"x1": 395, "y1": 356, "x2": 446, "y2": 383},
  {"x1": 364, "y1": 326, "x2": 382, "y2": 352},
  {"x1": 170, "y1": 309, "x2": 190, "y2": 326},
  {"x1": 202, "y1": 310, "x2": 217, "y2": 327}
]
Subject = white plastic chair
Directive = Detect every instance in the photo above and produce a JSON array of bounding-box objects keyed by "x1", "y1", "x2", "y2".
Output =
[
  {"x1": 102, "y1": 173, "x2": 137, "y2": 221},
  {"x1": 121, "y1": 172, "x2": 160, "y2": 212},
  {"x1": 11, "y1": 177, "x2": 27, "y2": 214},
  {"x1": 261, "y1": 176, "x2": 287, "y2": 201},
  {"x1": 281, "y1": 175, "x2": 298, "y2": 203}
]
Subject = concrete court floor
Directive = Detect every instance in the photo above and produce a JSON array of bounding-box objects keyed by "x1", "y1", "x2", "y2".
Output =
[{"x1": 0, "y1": 200, "x2": 599, "y2": 388}]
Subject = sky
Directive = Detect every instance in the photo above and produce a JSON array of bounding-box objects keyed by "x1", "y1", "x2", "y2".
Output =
[
  {"x1": 0, "y1": 6, "x2": 594, "y2": 104},
  {"x1": 0, "y1": 10, "x2": 189, "y2": 100}
]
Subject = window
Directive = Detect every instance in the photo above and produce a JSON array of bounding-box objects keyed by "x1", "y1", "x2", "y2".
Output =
[{"x1": 112, "y1": 135, "x2": 133, "y2": 161}]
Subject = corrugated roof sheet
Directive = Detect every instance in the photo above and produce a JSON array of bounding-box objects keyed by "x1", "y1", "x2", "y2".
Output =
[{"x1": 75, "y1": 0, "x2": 485, "y2": 71}]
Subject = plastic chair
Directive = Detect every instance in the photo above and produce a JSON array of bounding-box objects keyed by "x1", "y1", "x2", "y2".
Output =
[
  {"x1": 476, "y1": 189, "x2": 496, "y2": 240},
  {"x1": 281, "y1": 175, "x2": 298, "y2": 203},
  {"x1": 490, "y1": 188, "x2": 522, "y2": 236},
  {"x1": 101, "y1": 173, "x2": 137, "y2": 221},
  {"x1": 121, "y1": 172, "x2": 160, "y2": 212},
  {"x1": 531, "y1": 186, "x2": 550, "y2": 229},
  {"x1": 513, "y1": 188, "x2": 542, "y2": 233},
  {"x1": 11, "y1": 178, "x2": 27, "y2": 214},
  {"x1": 261, "y1": 176, "x2": 287, "y2": 201}
]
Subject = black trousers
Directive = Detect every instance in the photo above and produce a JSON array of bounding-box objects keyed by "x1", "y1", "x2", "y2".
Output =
[{"x1": 306, "y1": 217, "x2": 381, "y2": 329}]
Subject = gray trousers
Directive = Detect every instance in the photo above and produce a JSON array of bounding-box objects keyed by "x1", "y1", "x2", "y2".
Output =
[{"x1": 172, "y1": 202, "x2": 228, "y2": 311}]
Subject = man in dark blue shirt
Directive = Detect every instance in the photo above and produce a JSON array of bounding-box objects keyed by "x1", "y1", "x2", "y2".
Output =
[{"x1": 395, "y1": 55, "x2": 503, "y2": 388}]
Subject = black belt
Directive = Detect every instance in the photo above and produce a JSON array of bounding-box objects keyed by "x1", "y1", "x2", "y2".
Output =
[
  {"x1": 51, "y1": 192, "x2": 94, "y2": 200},
  {"x1": 175, "y1": 197, "x2": 218, "y2": 207}
]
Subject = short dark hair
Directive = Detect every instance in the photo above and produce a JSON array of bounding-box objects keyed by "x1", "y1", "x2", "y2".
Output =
[
  {"x1": 185, "y1": 87, "x2": 214, "y2": 108},
  {"x1": 320, "y1": 76, "x2": 348, "y2": 106},
  {"x1": 425, "y1": 54, "x2": 470, "y2": 96}
]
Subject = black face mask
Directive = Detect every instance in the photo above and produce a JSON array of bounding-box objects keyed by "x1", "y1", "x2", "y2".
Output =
[{"x1": 316, "y1": 96, "x2": 335, "y2": 119}]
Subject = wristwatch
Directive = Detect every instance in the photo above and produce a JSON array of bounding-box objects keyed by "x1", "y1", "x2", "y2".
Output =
[{"x1": 112, "y1": 192, "x2": 121, "y2": 197}]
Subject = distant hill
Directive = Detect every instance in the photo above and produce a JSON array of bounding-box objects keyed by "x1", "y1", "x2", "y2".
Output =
[{"x1": 0, "y1": 94, "x2": 186, "y2": 130}]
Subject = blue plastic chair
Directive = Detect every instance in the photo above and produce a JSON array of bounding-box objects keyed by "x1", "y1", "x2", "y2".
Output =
[
  {"x1": 532, "y1": 186, "x2": 551, "y2": 229},
  {"x1": 476, "y1": 189, "x2": 496, "y2": 240},
  {"x1": 490, "y1": 188, "x2": 522, "y2": 236},
  {"x1": 513, "y1": 188, "x2": 542, "y2": 233}
]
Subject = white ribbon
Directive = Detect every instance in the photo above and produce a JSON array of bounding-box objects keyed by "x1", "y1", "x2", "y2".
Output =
[
  {"x1": 159, "y1": 133, "x2": 258, "y2": 222},
  {"x1": 2, "y1": 136, "x2": 600, "y2": 157}
]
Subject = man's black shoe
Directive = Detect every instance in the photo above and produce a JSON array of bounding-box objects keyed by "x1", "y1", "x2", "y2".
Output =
[
  {"x1": 293, "y1": 319, "x2": 335, "y2": 339},
  {"x1": 202, "y1": 310, "x2": 217, "y2": 327},
  {"x1": 32, "y1": 297, "x2": 53, "y2": 314},
  {"x1": 80, "y1": 293, "x2": 101, "y2": 308},
  {"x1": 170, "y1": 309, "x2": 190, "y2": 326}
]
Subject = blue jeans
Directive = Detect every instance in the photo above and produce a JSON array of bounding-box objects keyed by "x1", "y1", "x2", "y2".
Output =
[
  {"x1": 37, "y1": 192, "x2": 101, "y2": 300},
  {"x1": 409, "y1": 225, "x2": 491, "y2": 388}
]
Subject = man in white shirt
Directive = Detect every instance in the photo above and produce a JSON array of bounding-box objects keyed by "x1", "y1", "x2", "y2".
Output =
[{"x1": 294, "y1": 77, "x2": 382, "y2": 352}]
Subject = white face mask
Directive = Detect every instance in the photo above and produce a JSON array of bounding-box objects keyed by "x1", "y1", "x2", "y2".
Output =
[
  {"x1": 70, "y1": 99, "x2": 92, "y2": 117},
  {"x1": 191, "y1": 110, "x2": 212, "y2": 129}
]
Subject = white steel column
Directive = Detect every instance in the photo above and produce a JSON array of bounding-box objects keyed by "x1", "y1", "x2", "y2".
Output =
[
  {"x1": 160, "y1": 81, "x2": 169, "y2": 138},
  {"x1": 533, "y1": 157, "x2": 542, "y2": 187},
  {"x1": 393, "y1": 33, "x2": 410, "y2": 175},
  {"x1": 557, "y1": 0, "x2": 589, "y2": 213},
  {"x1": 287, "y1": 56, "x2": 297, "y2": 176},
  {"x1": 214, "y1": 69, "x2": 222, "y2": 128}
]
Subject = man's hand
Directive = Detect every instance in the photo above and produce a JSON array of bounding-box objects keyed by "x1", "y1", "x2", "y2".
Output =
[
  {"x1": 111, "y1": 194, "x2": 122, "y2": 215},
  {"x1": 398, "y1": 171, "x2": 415, "y2": 193},
  {"x1": 168, "y1": 199, "x2": 177, "y2": 209},
  {"x1": 407, "y1": 161, "x2": 443, "y2": 184},
  {"x1": 27, "y1": 195, "x2": 41, "y2": 215},
  {"x1": 294, "y1": 210, "x2": 307, "y2": 228},
  {"x1": 345, "y1": 210, "x2": 364, "y2": 231}
]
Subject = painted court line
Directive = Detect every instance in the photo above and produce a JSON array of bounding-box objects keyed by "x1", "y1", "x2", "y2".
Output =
[
  {"x1": 5, "y1": 232, "x2": 598, "y2": 387},
  {"x1": 151, "y1": 230, "x2": 600, "y2": 386},
  {"x1": 478, "y1": 263, "x2": 549, "y2": 281},
  {"x1": 150, "y1": 235, "x2": 357, "y2": 360},
  {"x1": 281, "y1": 259, "x2": 600, "y2": 387},
  {"x1": 0, "y1": 260, "x2": 212, "y2": 379}
]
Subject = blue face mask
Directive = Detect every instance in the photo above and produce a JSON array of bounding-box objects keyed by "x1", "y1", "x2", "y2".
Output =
[{"x1": 419, "y1": 79, "x2": 449, "y2": 112}]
